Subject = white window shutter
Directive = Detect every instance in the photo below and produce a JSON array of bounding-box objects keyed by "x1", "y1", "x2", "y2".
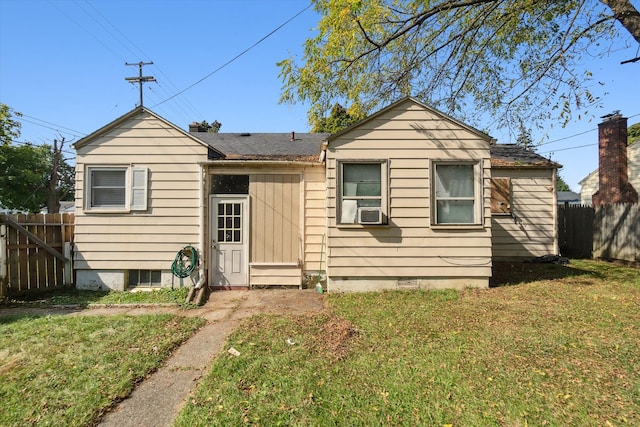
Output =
[{"x1": 130, "y1": 167, "x2": 148, "y2": 211}]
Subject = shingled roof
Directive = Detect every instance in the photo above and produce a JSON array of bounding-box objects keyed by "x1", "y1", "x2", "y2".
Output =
[
  {"x1": 193, "y1": 131, "x2": 559, "y2": 169},
  {"x1": 490, "y1": 144, "x2": 560, "y2": 168},
  {"x1": 192, "y1": 132, "x2": 329, "y2": 162}
]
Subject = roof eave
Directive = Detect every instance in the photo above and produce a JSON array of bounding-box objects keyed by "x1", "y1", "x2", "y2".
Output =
[
  {"x1": 490, "y1": 161, "x2": 561, "y2": 169},
  {"x1": 200, "y1": 159, "x2": 322, "y2": 167}
]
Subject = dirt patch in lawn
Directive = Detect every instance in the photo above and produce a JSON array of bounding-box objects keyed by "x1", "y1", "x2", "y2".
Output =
[{"x1": 310, "y1": 314, "x2": 359, "y2": 361}]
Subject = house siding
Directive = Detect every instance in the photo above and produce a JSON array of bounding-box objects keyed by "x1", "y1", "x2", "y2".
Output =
[
  {"x1": 74, "y1": 111, "x2": 207, "y2": 290},
  {"x1": 491, "y1": 168, "x2": 558, "y2": 259},
  {"x1": 302, "y1": 166, "x2": 327, "y2": 276},
  {"x1": 325, "y1": 99, "x2": 492, "y2": 292}
]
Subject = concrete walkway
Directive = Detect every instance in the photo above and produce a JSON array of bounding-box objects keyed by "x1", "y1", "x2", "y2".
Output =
[
  {"x1": 1, "y1": 289, "x2": 325, "y2": 427},
  {"x1": 100, "y1": 289, "x2": 324, "y2": 427}
]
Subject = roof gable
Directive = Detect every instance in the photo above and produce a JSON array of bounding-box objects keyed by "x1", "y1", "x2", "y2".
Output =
[
  {"x1": 73, "y1": 107, "x2": 221, "y2": 156},
  {"x1": 327, "y1": 96, "x2": 493, "y2": 144}
]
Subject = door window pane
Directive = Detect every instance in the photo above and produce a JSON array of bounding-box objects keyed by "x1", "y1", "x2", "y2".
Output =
[{"x1": 217, "y1": 202, "x2": 243, "y2": 242}]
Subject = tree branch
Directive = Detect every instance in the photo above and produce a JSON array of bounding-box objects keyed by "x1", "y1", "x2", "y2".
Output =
[{"x1": 599, "y1": 0, "x2": 640, "y2": 43}]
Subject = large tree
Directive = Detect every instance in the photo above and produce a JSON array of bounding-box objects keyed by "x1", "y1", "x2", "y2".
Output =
[
  {"x1": 0, "y1": 143, "x2": 52, "y2": 212},
  {"x1": 279, "y1": 0, "x2": 640, "y2": 134},
  {"x1": 312, "y1": 102, "x2": 366, "y2": 132},
  {"x1": 0, "y1": 104, "x2": 75, "y2": 212},
  {"x1": 629, "y1": 122, "x2": 640, "y2": 143},
  {"x1": 0, "y1": 103, "x2": 21, "y2": 146}
]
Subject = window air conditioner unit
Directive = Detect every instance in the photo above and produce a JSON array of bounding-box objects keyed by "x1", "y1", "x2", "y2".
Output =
[{"x1": 358, "y1": 207, "x2": 383, "y2": 225}]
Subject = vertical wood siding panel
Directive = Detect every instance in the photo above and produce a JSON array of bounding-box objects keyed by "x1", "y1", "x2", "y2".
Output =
[{"x1": 250, "y1": 174, "x2": 300, "y2": 264}]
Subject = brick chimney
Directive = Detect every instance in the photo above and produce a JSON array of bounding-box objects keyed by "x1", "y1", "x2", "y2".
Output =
[
  {"x1": 189, "y1": 122, "x2": 210, "y2": 133},
  {"x1": 592, "y1": 112, "x2": 638, "y2": 205}
]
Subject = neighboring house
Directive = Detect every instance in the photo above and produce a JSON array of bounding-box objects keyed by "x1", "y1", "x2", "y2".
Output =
[
  {"x1": 578, "y1": 170, "x2": 598, "y2": 205},
  {"x1": 41, "y1": 201, "x2": 76, "y2": 214},
  {"x1": 73, "y1": 97, "x2": 559, "y2": 292},
  {"x1": 557, "y1": 191, "x2": 581, "y2": 205},
  {"x1": 579, "y1": 114, "x2": 639, "y2": 205}
]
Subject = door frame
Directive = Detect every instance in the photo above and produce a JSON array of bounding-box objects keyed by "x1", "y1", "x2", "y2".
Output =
[{"x1": 208, "y1": 194, "x2": 250, "y2": 287}]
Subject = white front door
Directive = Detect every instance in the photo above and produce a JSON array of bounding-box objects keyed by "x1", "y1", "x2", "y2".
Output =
[{"x1": 210, "y1": 196, "x2": 248, "y2": 287}]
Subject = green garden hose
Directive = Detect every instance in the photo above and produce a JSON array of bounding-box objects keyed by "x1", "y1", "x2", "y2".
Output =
[{"x1": 171, "y1": 245, "x2": 198, "y2": 278}]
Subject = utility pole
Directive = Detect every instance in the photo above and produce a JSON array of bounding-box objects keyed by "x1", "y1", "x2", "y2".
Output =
[
  {"x1": 47, "y1": 137, "x2": 64, "y2": 214},
  {"x1": 125, "y1": 61, "x2": 156, "y2": 107}
]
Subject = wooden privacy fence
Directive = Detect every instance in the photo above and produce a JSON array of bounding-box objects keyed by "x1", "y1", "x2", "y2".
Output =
[
  {"x1": 558, "y1": 203, "x2": 640, "y2": 262},
  {"x1": 0, "y1": 213, "x2": 75, "y2": 297},
  {"x1": 593, "y1": 203, "x2": 640, "y2": 262}
]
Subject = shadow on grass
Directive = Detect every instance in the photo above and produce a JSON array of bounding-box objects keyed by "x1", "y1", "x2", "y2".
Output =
[
  {"x1": 0, "y1": 288, "x2": 109, "y2": 309},
  {"x1": 0, "y1": 313, "x2": 70, "y2": 325},
  {"x1": 490, "y1": 261, "x2": 601, "y2": 287}
]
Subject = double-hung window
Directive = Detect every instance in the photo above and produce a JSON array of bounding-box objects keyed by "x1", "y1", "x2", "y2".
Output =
[
  {"x1": 87, "y1": 166, "x2": 148, "y2": 212},
  {"x1": 432, "y1": 162, "x2": 480, "y2": 225},
  {"x1": 338, "y1": 161, "x2": 387, "y2": 225}
]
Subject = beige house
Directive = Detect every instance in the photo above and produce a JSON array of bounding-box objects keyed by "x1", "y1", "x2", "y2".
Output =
[{"x1": 73, "y1": 97, "x2": 559, "y2": 292}]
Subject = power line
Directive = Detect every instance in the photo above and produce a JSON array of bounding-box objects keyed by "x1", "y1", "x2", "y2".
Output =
[
  {"x1": 77, "y1": 0, "x2": 203, "y2": 121},
  {"x1": 48, "y1": 0, "x2": 181, "y2": 118},
  {"x1": 16, "y1": 117, "x2": 85, "y2": 139},
  {"x1": 46, "y1": 0, "x2": 123, "y2": 62},
  {"x1": 538, "y1": 111, "x2": 640, "y2": 147},
  {"x1": 10, "y1": 109, "x2": 86, "y2": 136},
  {"x1": 540, "y1": 143, "x2": 597, "y2": 155},
  {"x1": 80, "y1": 0, "x2": 204, "y2": 120},
  {"x1": 73, "y1": 0, "x2": 141, "y2": 60},
  {"x1": 152, "y1": 2, "x2": 313, "y2": 108}
]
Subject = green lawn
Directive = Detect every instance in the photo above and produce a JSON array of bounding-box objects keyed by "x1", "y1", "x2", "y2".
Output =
[
  {"x1": 1, "y1": 286, "x2": 191, "y2": 307},
  {"x1": 0, "y1": 314, "x2": 205, "y2": 426},
  {"x1": 175, "y1": 260, "x2": 640, "y2": 426}
]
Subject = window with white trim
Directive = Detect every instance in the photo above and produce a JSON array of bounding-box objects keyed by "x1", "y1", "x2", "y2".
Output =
[
  {"x1": 338, "y1": 161, "x2": 388, "y2": 225},
  {"x1": 86, "y1": 166, "x2": 148, "y2": 211},
  {"x1": 432, "y1": 162, "x2": 480, "y2": 225}
]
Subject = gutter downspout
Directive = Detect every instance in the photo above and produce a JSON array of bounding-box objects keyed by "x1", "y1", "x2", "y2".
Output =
[
  {"x1": 186, "y1": 165, "x2": 207, "y2": 305},
  {"x1": 196, "y1": 163, "x2": 206, "y2": 289}
]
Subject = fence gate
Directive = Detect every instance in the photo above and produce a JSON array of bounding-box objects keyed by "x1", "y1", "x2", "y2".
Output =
[
  {"x1": 0, "y1": 213, "x2": 75, "y2": 297},
  {"x1": 558, "y1": 205, "x2": 594, "y2": 258}
]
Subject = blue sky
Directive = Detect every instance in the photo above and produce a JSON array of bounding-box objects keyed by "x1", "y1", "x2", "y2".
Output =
[{"x1": 1, "y1": 0, "x2": 639, "y2": 191}]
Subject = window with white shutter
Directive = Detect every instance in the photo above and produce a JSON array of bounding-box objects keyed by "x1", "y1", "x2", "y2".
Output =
[
  {"x1": 130, "y1": 167, "x2": 148, "y2": 210},
  {"x1": 86, "y1": 166, "x2": 149, "y2": 212}
]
